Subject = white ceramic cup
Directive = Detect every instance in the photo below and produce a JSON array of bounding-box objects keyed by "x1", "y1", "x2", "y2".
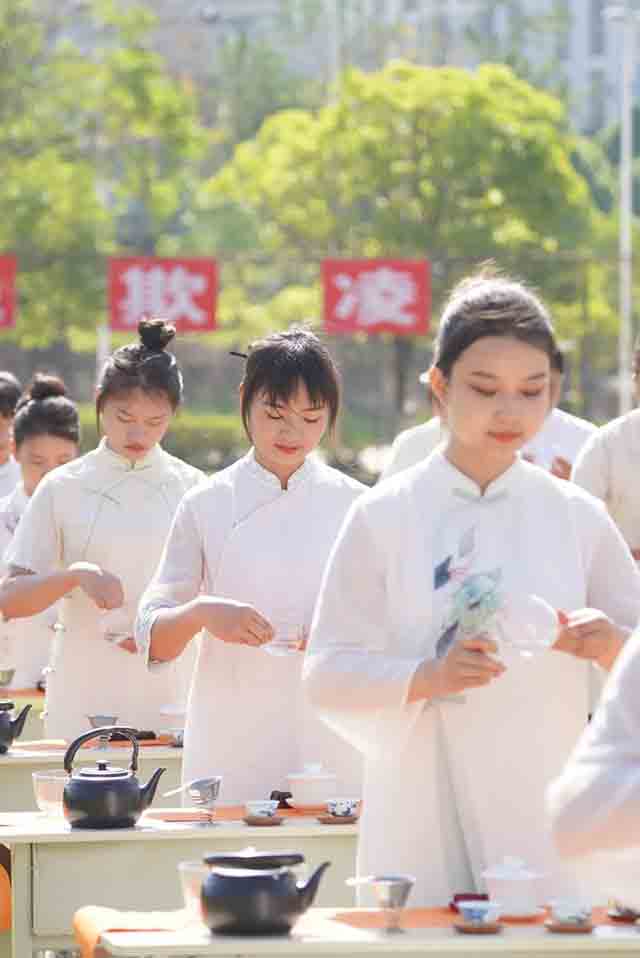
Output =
[
  {"x1": 245, "y1": 799, "x2": 279, "y2": 818},
  {"x1": 549, "y1": 900, "x2": 592, "y2": 926},
  {"x1": 327, "y1": 797, "x2": 360, "y2": 817},
  {"x1": 457, "y1": 900, "x2": 502, "y2": 925}
]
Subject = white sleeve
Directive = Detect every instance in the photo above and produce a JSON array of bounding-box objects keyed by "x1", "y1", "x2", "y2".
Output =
[
  {"x1": 4, "y1": 478, "x2": 61, "y2": 575},
  {"x1": 303, "y1": 500, "x2": 424, "y2": 760},
  {"x1": 571, "y1": 432, "x2": 609, "y2": 504},
  {"x1": 548, "y1": 632, "x2": 640, "y2": 860},
  {"x1": 135, "y1": 493, "x2": 205, "y2": 667},
  {"x1": 585, "y1": 501, "x2": 640, "y2": 632}
]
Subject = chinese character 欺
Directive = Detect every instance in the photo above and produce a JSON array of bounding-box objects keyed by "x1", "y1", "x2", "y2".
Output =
[{"x1": 119, "y1": 265, "x2": 208, "y2": 327}]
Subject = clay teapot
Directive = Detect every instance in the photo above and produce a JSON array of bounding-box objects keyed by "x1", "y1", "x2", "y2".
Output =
[
  {"x1": 201, "y1": 849, "x2": 330, "y2": 935},
  {"x1": 62, "y1": 726, "x2": 165, "y2": 829},
  {"x1": 0, "y1": 701, "x2": 31, "y2": 754}
]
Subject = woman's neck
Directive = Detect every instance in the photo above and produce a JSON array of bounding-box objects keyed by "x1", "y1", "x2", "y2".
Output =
[{"x1": 443, "y1": 439, "x2": 517, "y2": 493}]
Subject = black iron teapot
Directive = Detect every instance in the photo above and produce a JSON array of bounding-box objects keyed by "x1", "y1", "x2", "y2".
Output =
[
  {"x1": 201, "y1": 849, "x2": 330, "y2": 936},
  {"x1": 0, "y1": 701, "x2": 31, "y2": 754},
  {"x1": 63, "y1": 726, "x2": 165, "y2": 829}
]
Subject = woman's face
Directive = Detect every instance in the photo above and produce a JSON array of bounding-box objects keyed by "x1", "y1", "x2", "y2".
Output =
[
  {"x1": 246, "y1": 381, "x2": 329, "y2": 479},
  {"x1": 431, "y1": 336, "x2": 551, "y2": 467},
  {"x1": 15, "y1": 434, "x2": 78, "y2": 496},
  {"x1": 99, "y1": 388, "x2": 174, "y2": 463}
]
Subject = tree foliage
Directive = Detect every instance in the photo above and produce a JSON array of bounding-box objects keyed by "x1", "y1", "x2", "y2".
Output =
[{"x1": 198, "y1": 61, "x2": 613, "y2": 417}]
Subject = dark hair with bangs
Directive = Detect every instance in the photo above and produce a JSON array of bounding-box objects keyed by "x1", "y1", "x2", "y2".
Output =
[
  {"x1": 0, "y1": 372, "x2": 22, "y2": 418},
  {"x1": 239, "y1": 327, "x2": 340, "y2": 437},
  {"x1": 96, "y1": 318, "x2": 183, "y2": 426},
  {"x1": 434, "y1": 267, "x2": 557, "y2": 377},
  {"x1": 14, "y1": 374, "x2": 80, "y2": 449}
]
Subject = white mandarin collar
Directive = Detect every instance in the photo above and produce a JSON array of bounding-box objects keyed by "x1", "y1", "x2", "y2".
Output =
[
  {"x1": 98, "y1": 437, "x2": 165, "y2": 473},
  {"x1": 244, "y1": 447, "x2": 319, "y2": 492},
  {"x1": 433, "y1": 448, "x2": 523, "y2": 502}
]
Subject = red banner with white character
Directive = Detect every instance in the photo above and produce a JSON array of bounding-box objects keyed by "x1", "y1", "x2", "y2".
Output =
[
  {"x1": 108, "y1": 257, "x2": 218, "y2": 332},
  {"x1": 322, "y1": 258, "x2": 430, "y2": 336},
  {"x1": 0, "y1": 256, "x2": 17, "y2": 329}
]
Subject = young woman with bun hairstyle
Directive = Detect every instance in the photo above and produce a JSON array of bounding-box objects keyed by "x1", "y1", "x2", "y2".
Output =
[
  {"x1": 0, "y1": 320, "x2": 203, "y2": 738},
  {"x1": 136, "y1": 326, "x2": 365, "y2": 802},
  {"x1": 303, "y1": 269, "x2": 640, "y2": 905},
  {"x1": 0, "y1": 374, "x2": 79, "y2": 688},
  {"x1": 0, "y1": 371, "x2": 23, "y2": 498}
]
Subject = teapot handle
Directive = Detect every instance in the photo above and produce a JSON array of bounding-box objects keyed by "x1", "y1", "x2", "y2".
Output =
[{"x1": 63, "y1": 726, "x2": 140, "y2": 774}]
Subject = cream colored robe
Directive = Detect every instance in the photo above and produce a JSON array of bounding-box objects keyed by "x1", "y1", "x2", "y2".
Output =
[
  {"x1": 5, "y1": 440, "x2": 203, "y2": 739},
  {"x1": 305, "y1": 451, "x2": 640, "y2": 906},
  {"x1": 136, "y1": 450, "x2": 365, "y2": 804}
]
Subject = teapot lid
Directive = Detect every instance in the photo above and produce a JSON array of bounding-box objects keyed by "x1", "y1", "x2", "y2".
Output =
[
  {"x1": 0, "y1": 702, "x2": 14, "y2": 712},
  {"x1": 74, "y1": 760, "x2": 132, "y2": 780},
  {"x1": 204, "y1": 850, "x2": 305, "y2": 870}
]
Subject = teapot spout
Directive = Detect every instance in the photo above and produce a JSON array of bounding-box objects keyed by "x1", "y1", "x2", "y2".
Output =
[
  {"x1": 297, "y1": 861, "x2": 330, "y2": 912},
  {"x1": 10, "y1": 704, "x2": 31, "y2": 741},
  {"x1": 140, "y1": 767, "x2": 166, "y2": 811}
]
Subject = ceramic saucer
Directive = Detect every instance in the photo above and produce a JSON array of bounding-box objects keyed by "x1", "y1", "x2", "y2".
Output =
[
  {"x1": 242, "y1": 815, "x2": 284, "y2": 827},
  {"x1": 454, "y1": 920, "x2": 502, "y2": 935},
  {"x1": 316, "y1": 814, "x2": 358, "y2": 825},
  {"x1": 545, "y1": 919, "x2": 593, "y2": 934}
]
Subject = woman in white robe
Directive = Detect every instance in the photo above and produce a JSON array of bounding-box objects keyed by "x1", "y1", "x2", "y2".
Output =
[
  {"x1": 0, "y1": 321, "x2": 203, "y2": 739},
  {"x1": 0, "y1": 374, "x2": 80, "y2": 689},
  {"x1": 547, "y1": 633, "x2": 640, "y2": 904},
  {"x1": 572, "y1": 348, "x2": 640, "y2": 560},
  {"x1": 304, "y1": 272, "x2": 640, "y2": 906},
  {"x1": 136, "y1": 328, "x2": 365, "y2": 803}
]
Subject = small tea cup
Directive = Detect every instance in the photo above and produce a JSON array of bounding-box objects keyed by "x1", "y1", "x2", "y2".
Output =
[
  {"x1": 549, "y1": 900, "x2": 592, "y2": 927},
  {"x1": 327, "y1": 797, "x2": 360, "y2": 818},
  {"x1": 457, "y1": 900, "x2": 502, "y2": 925},
  {"x1": 245, "y1": 799, "x2": 279, "y2": 818}
]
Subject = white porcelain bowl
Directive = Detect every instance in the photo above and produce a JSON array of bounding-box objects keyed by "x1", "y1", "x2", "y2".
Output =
[
  {"x1": 286, "y1": 764, "x2": 337, "y2": 808},
  {"x1": 32, "y1": 770, "x2": 69, "y2": 817}
]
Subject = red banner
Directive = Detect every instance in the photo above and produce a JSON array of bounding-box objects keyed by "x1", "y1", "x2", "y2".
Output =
[
  {"x1": 322, "y1": 259, "x2": 430, "y2": 336},
  {"x1": 0, "y1": 256, "x2": 17, "y2": 330},
  {"x1": 108, "y1": 257, "x2": 218, "y2": 332}
]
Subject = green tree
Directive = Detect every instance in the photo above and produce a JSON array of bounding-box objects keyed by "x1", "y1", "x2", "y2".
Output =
[
  {"x1": 198, "y1": 62, "x2": 604, "y2": 429},
  {"x1": 0, "y1": 0, "x2": 211, "y2": 349}
]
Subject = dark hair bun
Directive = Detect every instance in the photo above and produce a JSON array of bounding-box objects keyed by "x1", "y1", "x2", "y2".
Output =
[
  {"x1": 27, "y1": 373, "x2": 68, "y2": 402},
  {"x1": 138, "y1": 318, "x2": 176, "y2": 353}
]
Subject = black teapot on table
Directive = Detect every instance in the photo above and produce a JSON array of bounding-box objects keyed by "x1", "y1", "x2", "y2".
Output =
[
  {"x1": 201, "y1": 849, "x2": 330, "y2": 936},
  {"x1": 0, "y1": 701, "x2": 31, "y2": 754},
  {"x1": 62, "y1": 726, "x2": 165, "y2": 829}
]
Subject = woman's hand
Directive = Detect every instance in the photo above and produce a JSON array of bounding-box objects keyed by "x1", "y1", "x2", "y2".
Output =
[
  {"x1": 198, "y1": 597, "x2": 274, "y2": 647},
  {"x1": 551, "y1": 456, "x2": 572, "y2": 480},
  {"x1": 68, "y1": 562, "x2": 124, "y2": 611},
  {"x1": 554, "y1": 608, "x2": 626, "y2": 671},
  {"x1": 434, "y1": 635, "x2": 506, "y2": 695},
  {"x1": 410, "y1": 635, "x2": 506, "y2": 702}
]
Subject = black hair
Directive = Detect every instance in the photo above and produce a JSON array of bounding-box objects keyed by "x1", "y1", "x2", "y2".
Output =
[
  {"x1": 239, "y1": 327, "x2": 340, "y2": 436},
  {"x1": 13, "y1": 374, "x2": 80, "y2": 449},
  {"x1": 551, "y1": 348, "x2": 565, "y2": 375},
  {"x1": 96, "y1": 318, "x2": 183, "y2": 422},
  {"x1": 0, "y1": 372, "x2": 22, "y2": 418},
  {"x1": 434, "y1": 268, "x2": 557, "y2": 377}
]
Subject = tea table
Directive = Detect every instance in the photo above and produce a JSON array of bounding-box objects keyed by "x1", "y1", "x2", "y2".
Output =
[{"x1": 0, "y1": 811, "x2": 357, "y2": 957}]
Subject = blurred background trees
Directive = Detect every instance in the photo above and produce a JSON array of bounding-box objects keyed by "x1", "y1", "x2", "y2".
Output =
[{"x1": 0, "y1": 0, "x2": 634, "y2": 472}]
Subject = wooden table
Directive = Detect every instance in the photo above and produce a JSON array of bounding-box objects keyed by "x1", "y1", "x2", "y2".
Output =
[
  {"x1": 95, "y1": 909, "x2": 640, "y2": 958},
  {"x1": 0, "y1": 744, "x2": 184, "y2": 812},
  {"x1": 0, "y1": 811, "x2": 357, "y2": 957}
]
